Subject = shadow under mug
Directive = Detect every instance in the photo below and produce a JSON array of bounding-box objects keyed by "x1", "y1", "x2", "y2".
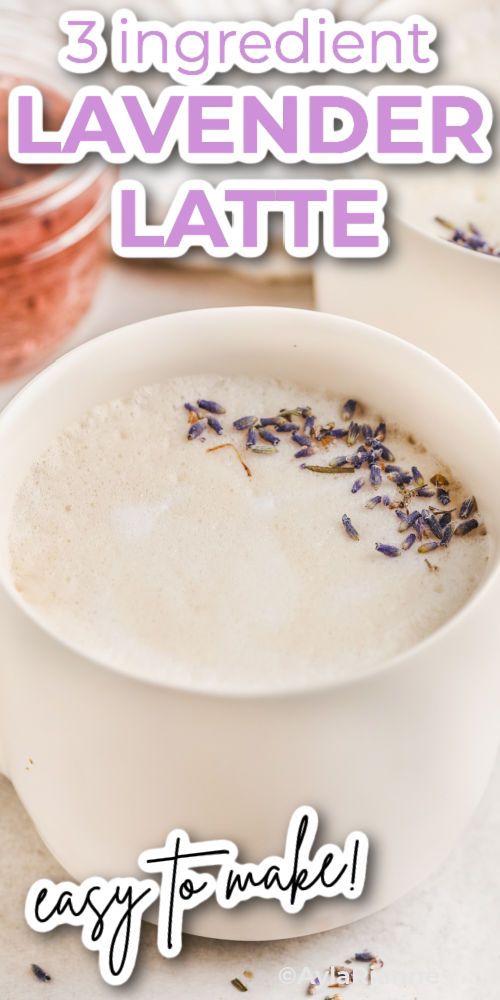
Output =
[{"x1": 0, "y1": 307, "x2": 499, "y2": 941}]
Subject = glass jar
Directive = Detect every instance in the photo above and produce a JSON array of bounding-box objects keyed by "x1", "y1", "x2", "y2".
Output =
[{"x1": 0, "y1": 10, "x2": 115, "y2": 378}]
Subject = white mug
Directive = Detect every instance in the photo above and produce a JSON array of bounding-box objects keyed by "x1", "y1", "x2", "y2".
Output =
[
  {"x1": 315, "y1": 217, "x2": 500, "y2": 419},
  {"x1": 0, "y1": 307, "x2": 499, "y2": 941}
]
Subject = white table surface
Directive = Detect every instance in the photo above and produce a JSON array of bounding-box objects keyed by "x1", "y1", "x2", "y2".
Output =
[{"x1": 0, "y1": 259, "x2": 498, "y2": 998}]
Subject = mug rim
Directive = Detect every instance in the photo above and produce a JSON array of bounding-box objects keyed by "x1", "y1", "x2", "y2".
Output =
[
  {"x1": 393, "y1": 210, "x2": 500, "y2": 267},
  {"x1": 1, "y1": 305, "x2": 499, "y2": 701}
]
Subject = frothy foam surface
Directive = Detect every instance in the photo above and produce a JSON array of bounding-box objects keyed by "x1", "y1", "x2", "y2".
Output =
[{"x1": 8, "y1": 376, "x2": 492, "y2": 692}]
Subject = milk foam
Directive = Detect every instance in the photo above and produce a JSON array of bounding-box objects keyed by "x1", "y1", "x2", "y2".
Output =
[{"x1": 8, "y1": 376, "x2": 492, "y2": 692}]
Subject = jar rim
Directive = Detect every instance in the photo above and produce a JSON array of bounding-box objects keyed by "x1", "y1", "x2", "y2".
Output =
[
  {"x1": 0, "y1": 159, "x2": 110, "y2": 212},
  {"x1": 0, "y1": 176, "x2": 111, "y2": 270}
]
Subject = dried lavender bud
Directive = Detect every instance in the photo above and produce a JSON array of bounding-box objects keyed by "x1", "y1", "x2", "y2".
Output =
[
  {"x1": 352, "y1": 478, "x2": 365, "y2": 494},
  {"x1": 280, "y1": 406, "x2": 310, "y2": 419},
  {"x1": 342, "y1": 399, "x2": 358, "y2": 421},
  {"x1": 441, "y1": 524, "x2": 453, "y2": 546},
  {"x1": 430, "y1": 473, "x2": 449, "y2": 487},
  {"x1": 370, "y1": 464, "x2": 382, "y2": 486},
  {"x1": 347, "y1": 421, "x2": 360, "y2": 446},
  {"x1": 355, "y1": 952, "x2": 376, "y2": 963},
  {"x1": 416, "y1": 486, "x2": 435, "y2": 498},
  {"x1": 414, "y1": 516, "x2": 426, "y2": 540},
  {"x1": 246, "y1": 427, "x2": 257, "y2": 449},
  {"x1": 188, "y1": 419, "x2": 206, "y2": 440},
  {"x1": 412, "y1": 466, "x2": 425, "y2": 487},
  {"x1": 375, "y1": 543, "x2": 401, "y2": 557},
  {"x1": 407, "y1": 510, "x2": 422, "y2": 527},
  {"x1": 388, "y1": 471, "x2": 412, "y2": 487},
  {"x1": 418, "y1": 541, "x2": 439, "y2": 554},
  {"x1": 305, "y1": 464, "x2": 355, "y2": 474},
  {"x1": 327, "y1": 428, "x2": 348, "y2": 439},
  {"x1": 437, "y1": 488, "x2": 451, "y2": 506},
  {"x1": 31, "y1": 965, "x2": 51, "y2": 983},
  {"x1": 259, "y1": 430, "x2": 280, "y2": 447},
  {"x1": 374, "y1": 422, "x2": 386, "y2": 441},
  {"x1": 304, "y1": 414, "x2": 316, "y2": 435},
  {"x1": 295, "y1": 446, "x2": 315, "y2": 459},
  {"x1": 422, "y1": 511, "x2": 443, "y2": 540},
  {"x1": 439, "y1": 511, "x2": 452, "y2": 527},
  {"x1": 331, "y1": 456, "x2": 348, "y2": 467},
  {"x1": 351, "y1": 453, "x2": 364, "y2": 469},
  {"x1": 362, "y1": 424, "x2": 373, "y2": 441},
  {"x1": 197, "y1": 399, "x2": 226, "y2": 415},
  {"x1": 402, "y1": 532, "x2": 417, "y2": 550},
  {"x1": 385, "y1": 464, "x2": 401, "y2": 475},
  {"x1": 207, "y1": 417, "x2": 224, "y2": 436},
  {"x1": 467, "y1": 233, "x2": 487, "y2": 250},
  {"x1": 366, "y1": 495, "x2": 382, "y2": 508},
  {"x1": 233, "y1": 416, "x2": 257, "y2": 431},
  {"x1": 377, "y1": 444, "x2": 395, "y2": 462},
  {"x1": 293, "y1": 432, "x2": 312, "y2": 447},
  {"x1": 382, "y1": 495, "x2": 391, "y2": 506},
  {"x1": 342, "y1": 514, "x2": 359, "y2": 541},
  {"x1": 184, "y1": 402, "x2": 200, "y2": 414},
  {"x1": 459, "y1": 496, "x2": 477, "y2": 519},
  {"x1": 275, "y1": 422, "x2": 299, "y2": 433},
  {"x1": 455, "y1": 518, "x2": 479, "y2": 537},
  {"x1": 395, "y1": 509, "x2": 410, "y2": 531},
  {"x1": 259, "y1": 416, "x2": 280, "y2": 427}
]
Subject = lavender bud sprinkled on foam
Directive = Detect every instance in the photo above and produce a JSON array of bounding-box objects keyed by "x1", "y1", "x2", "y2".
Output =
[
  {"x1": 375, "y1": 543, "x2": 401, "y2": 558},
  {"x1": 233, "y1": 415, "x2": 257, "y2": 431},
  {"x1": 188, "y1": 419, "x2": 206, "y2": 440},
  {"x1": 275, "y1": 422, "x2": 299, "y2": 433},
  {"x1": 418, "y1": 540, "x2": 440, "y2": 554},
  {"x1": 441, "y1": 524, "x2": 453, "y2": 546},
  {"x1": 455, "y1": 518, "x2": 479, "y2": 537},
  {"x1": 207, "y1": 417, "x2": 224, "y2": 435},
  {"x1": 460, "y1": 496, "x2": 477, "y2": 519},
  {"x1": 342, "y1": 514, "x2": 360, "y2": 541},
  {"x1": 402, "y1": 533, "x2": 417, "y2": 550},
  {"x1": 259, "y1": 430, "x2": 280, "y2": 447},
  {"x1": 197, "y1": 399, "x2": 226, "y2": 415},
  {"x1": 293, "y1": 432, "x2": 312, "y2": 447},
  {"x1": 342, "y1": 399, "x2": 358, "y2": 421},
  {"x1": 347, "y1": 421, "x2": 360, "y2": 446},
  {"x1": 246, "y1": 427, "x2": 257, "y2": 449}
]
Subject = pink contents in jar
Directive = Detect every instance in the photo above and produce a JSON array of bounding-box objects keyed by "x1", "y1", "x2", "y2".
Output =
[{"x1": 0, "y1": 75, "x2": 114, "y2": 378}]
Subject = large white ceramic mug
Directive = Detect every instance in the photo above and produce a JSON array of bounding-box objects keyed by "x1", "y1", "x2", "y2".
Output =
[
  {"x1": 0, "y1": 307, "x2": 499, "y2": 941},
  {"x1": 314, "y1": 218, "x2": 500, "y2": 418}
]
